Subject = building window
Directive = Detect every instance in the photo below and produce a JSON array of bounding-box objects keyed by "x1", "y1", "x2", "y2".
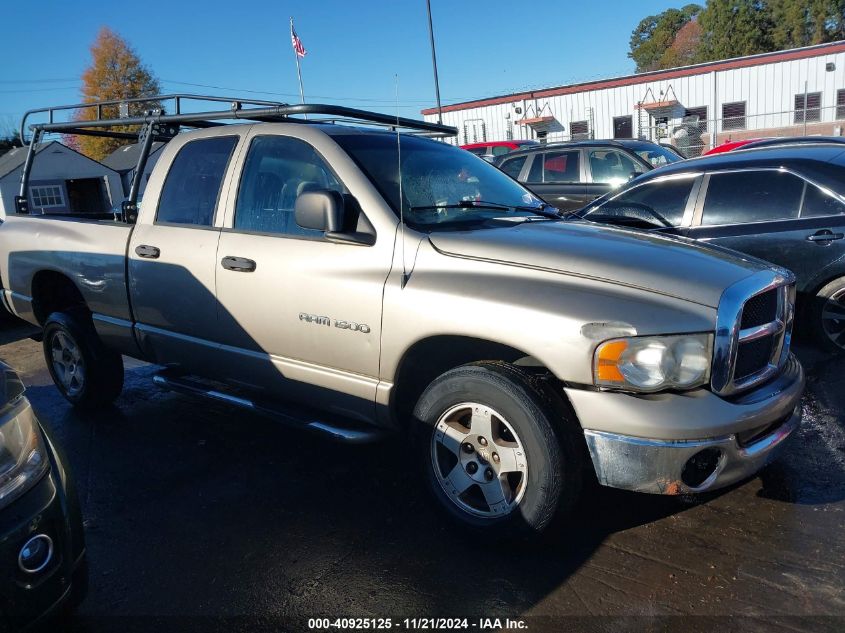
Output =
[
  {"x1": 30, "y1": 185, "x2": 64, "y2": 208},
  {"x1": 684, "y1": 106, "x2": 708, "y2": 132},
  {"x1": 722, "y1": 101, "x2": 746, "y2": 130},
  {"x1": 570, "y1": 120, "x2": 589, "y2": 140},
  {"x1": 794, "y1": 92, "x2": 821, "y2": 123},
  {"x1": 837, "y1": 90, "x2": 845, "y2": 120}
]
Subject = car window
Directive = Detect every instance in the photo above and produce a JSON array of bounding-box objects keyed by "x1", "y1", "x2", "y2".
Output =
[
  {"x1": 585, "y1": 177, "x2": 695, "y2": 227},
  {"x1": 541, "y1": 151, "x2": 580, "y2": 183},
  {"x1": 526, "y1": 154, "x2": 543, "y2": 183},
  {"x1": 492, "y1": 145, "x2": 512, "y2": 157},
  {"x1": 465, "y1": 147, "x2": 488, "y2": 157},
  {"x1": 589, "y1": 149, "x2": 645, "y2": 186},
  {"x1": 802, "y1": 183, "x2": 845, "y2": 217},
  {"x1": 156, "y1": 136, "x2": 238, "y2": 226},
  {"x1": 500, "y1": 155, "x2": 527, "y2": 179},
  {"x1": 701, "y1": 171, "x2": 803, "y2": 226},
  {"x1": 234, "y1": 135, "x2": 345, "y2": 237}
]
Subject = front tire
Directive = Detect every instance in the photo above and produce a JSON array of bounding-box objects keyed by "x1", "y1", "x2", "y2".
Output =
[
  {"x1": 414, "y1": 362, "x2": 582, "y2": 537},
  {"x1": 42, "y1": 310, "x2": 124, "y2": 408},
  {"x1": 810, "y1": 276, "x2": 845, "y2": 353}
]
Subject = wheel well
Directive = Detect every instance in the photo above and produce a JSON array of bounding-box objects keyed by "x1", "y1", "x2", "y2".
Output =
[
  {"x1": 31, "y1": 271, "x2": 87, "y2": 325},
  {"x1": 391, "y1": 335, "x2": 552, "y2": 427}
]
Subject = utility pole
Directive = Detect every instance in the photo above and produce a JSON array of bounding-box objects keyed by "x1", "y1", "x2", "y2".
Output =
[{"x1": 425, "y1": 0, "x2": 443, "y2": 124}]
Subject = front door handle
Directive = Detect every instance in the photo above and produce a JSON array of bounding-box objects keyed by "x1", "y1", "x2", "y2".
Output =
[
  {"x1": 221, "y1": 256, "x2": 257, "y2": 272},
  {"x1": 807, "y1": 230, "x2": 845, "y2": 243},
  {"x1": 135, "y1": 244, "x2": 160, "y2": 259}
]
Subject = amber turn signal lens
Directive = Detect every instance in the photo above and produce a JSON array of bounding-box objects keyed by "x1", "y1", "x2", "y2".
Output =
[{"x1": 595, "y1": 340, "x2": 628, "y2": 383}]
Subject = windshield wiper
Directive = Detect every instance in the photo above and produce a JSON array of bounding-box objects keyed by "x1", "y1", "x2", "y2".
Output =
[{"x1": 409, "y1": 199, "x2": 563, "y2": 220}]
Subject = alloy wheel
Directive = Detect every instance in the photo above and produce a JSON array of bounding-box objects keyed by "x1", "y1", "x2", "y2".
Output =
[
  {"x1": 821, "y1": 288, "x2": 845, "y2": 350},
  {"x1": 430, "y1": 402, "x2": 528, "y2": 518},
  {"x1": 50, "y1": 331, "x2": 86, "y2": 396}
]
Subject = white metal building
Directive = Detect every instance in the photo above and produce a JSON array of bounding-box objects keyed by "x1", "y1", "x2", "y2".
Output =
[
  {"x1": 0, "y1": 141, "x2": 122, "y2": 218},
  {"x1": 423, "y1": 41, "x2": 845, "y2": 156}
]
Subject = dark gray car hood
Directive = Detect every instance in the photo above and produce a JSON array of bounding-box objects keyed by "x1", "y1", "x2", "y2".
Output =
[{"x1": 428, "y1": 220, "x2": 772, "y2": 308}]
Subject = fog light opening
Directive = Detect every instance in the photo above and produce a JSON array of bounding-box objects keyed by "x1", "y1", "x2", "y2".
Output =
[
  {"x1": 18, "y1": 534, "x2": 53, "y2": 574},
  {"x1": 681, "y1": 448, "x2": 723, "y2": 489}
]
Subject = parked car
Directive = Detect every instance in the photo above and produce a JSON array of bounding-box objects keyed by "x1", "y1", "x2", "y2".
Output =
[
  {"x1": 704, "y1": 138, "x2": 766, "y2": 155},
  {"x1": 574, "y1": 143, "x2": 845, "y2": 352},
  {"x1": 0, "y1": 363, "x2": 87, "y2": 630},
  {"x1": 1, "y1": 97, "x2": 804, "y2": 538},
  {"x1": 495, "y1": 139, "x2": 683, "y2": 212},
  {"x1": 705, "y1": 136, "x2": 845, "y2": 155},
  {"x1": 461, "y1": 140, "x2": 539, "y2": 163}
]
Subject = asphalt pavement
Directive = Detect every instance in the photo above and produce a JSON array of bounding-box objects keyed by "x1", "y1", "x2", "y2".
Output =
[{"x1": 1, "y1": 318, "x2": 843, "y2": 633}]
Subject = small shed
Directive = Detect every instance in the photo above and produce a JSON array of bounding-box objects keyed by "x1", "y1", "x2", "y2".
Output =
[
  {"x1": 0, "y1": 141, "x2": 122, "y2": 218},
  {"x1": 101, "y1": 141, "x2": 165, "y2": 197}
]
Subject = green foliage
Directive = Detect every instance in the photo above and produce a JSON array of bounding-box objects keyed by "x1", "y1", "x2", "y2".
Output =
[
  {"x1": 630, "y1": 0, "x2": 845, "y2": 72},
  {"x1": 629, "y1": 4, "x2": 703, "y2": 72}
]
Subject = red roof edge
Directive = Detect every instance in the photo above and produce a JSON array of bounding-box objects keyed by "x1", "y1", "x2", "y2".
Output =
[{"x1": 421, "y1": 41, "x2": 845, "y2": 116}]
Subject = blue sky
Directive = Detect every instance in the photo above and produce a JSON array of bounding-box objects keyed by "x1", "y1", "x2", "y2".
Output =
[{"x1": 1, "y1": 0, "x2": 683, "y2": 132}]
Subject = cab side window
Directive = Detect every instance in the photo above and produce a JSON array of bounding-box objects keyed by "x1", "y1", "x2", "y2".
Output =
[
  {"x1": 156, "y1": 136, "x2": 238, "y2": 226},
  {"x1": 234, "y1": 136, "x2": 345, "y2": 237},
  {"x1": 701, "y1": 171, "x2": 803, "y2": 226}
]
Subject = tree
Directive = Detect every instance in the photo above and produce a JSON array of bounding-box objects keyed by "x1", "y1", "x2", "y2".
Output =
[
  {"x1": 73, "y1": 27, "x2": 160, "y2": 160},
  {"x1": 769, "y1": 0, "x2": 845, "y2": 49},
  {"x1": 0, "y1": 117, "x2": 22, "y2": 153},
  {"x1": 696, "y1": 0, "x2": 774, "y2": 61},
  {"x1": 661, "y1": 19, "x2": 703, "y2": 68},
  {"x1": 629, "y1": 4, "x2": 703, "y2": 72}
]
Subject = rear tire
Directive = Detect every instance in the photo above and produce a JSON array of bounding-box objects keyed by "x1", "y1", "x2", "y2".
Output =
[
  {"x1": 42, "y1": 310, "x2": 124, "y2": 409},
  {"x1": 413, "y1": 362, "x2": 582, "y2": 538},
  {"x1": 810, "y1": 276, "x2": 845, "y2": 353}
]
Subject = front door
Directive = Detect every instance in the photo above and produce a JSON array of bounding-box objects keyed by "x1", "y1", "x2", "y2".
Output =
[
  {"x1": 584, "y1": 147, "x2": 648, "y2": 202},
  {"x1": 213, "y1": 132, "x2": 391, "y2": 422},
  {"x1": 687, "y1": 169, "x2": 845, "y2": 294},
  {"x1": 128, "y1": 134, "x2": 240, "y2": 372}
]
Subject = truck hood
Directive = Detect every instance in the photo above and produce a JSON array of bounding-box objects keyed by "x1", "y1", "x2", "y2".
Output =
[{"x1": 428, "y1": 220, "x2": 772, "y2": 308}]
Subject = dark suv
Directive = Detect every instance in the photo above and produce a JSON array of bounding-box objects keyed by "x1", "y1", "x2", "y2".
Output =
[
  {"x1": 574, "y1": 143, "x2": 845, "y2": 352},
  {"x1": 495, "y1": 139, "x2": 683, "y2": 212}
]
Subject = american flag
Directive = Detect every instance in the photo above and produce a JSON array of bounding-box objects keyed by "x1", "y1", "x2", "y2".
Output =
[{"x1": 290, "y1": 20, "x2": 307, "y2": 58}]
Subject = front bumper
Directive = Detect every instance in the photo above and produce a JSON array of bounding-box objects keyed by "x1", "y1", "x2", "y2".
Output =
[
  {"x1": 0, "y1": 401, "x2": 86, "y2": 631},
  {"x1": 567, "y1": 354, "x2": 804, "y2": 495}
]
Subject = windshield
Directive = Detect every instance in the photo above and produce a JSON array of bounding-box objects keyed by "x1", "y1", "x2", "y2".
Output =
[
  {"x1": 333, "y1": 133, "x2": 548, "y2": 228},
  {"x1": 628, "y1": 143, "x2": 683, "y2": 167}
]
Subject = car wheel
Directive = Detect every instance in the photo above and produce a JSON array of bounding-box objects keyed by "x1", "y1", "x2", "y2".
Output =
[
  {"x1": 811, "y1": 277, "x2": 845, "y2": 353},
  {"x1": 414, "y1": 362, "x2": 582, "y2": 537},
  {"x1": 42, "y1": 309, "x2": 124, "y2": 408}
]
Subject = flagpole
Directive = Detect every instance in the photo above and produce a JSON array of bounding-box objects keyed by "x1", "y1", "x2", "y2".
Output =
[{"x1": 290, "y1": 17, "x2": 305, "y2": 105}]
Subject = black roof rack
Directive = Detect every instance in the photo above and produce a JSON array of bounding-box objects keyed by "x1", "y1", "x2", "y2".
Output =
[{"x1": 14, "y1": 93, "x2": 456, "y2": 219}]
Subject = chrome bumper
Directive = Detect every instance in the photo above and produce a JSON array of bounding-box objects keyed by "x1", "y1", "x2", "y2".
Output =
[
  {"x1": 583, "y1": 406, "x2": 800, "y2": 494},
  {"x1": 577, "y1": 355, "x2": 805, "y2": 495}
]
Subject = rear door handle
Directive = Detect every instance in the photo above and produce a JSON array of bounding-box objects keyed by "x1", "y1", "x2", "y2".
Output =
[
  {"x1": 807, "y1": 230, "x2": 845, "y2": 243},
  {"x1": 221, "y1": 256, "x2": 257, "y2": 272},
  {"x1": 135, "y1": 244, "x2": 160, "y2": 259}
]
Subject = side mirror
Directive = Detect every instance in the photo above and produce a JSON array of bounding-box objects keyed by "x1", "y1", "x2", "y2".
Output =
[{"x1": 295, "y1": 189, "x2": 345, "y2": 232}]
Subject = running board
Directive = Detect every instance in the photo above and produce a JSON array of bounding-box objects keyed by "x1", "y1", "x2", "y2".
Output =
[{"x1": 152, "y1": 372, "x2": 385, "y2": 444}]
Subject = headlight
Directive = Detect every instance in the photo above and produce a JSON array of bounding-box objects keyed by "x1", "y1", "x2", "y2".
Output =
[
  {"x1": 594, "y1": 333, "x2": 712, "y2": 392},
  {"x1": 0, "y1": 370, "x2": 48, "y2": 511}
]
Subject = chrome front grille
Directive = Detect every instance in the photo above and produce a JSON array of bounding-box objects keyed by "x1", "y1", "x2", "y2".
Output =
[{"x1": 712, "y1": 270, "x2": 795, "y2": 396}]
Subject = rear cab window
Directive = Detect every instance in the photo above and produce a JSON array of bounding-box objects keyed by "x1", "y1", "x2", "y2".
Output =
[{"x1": 156, "y1": 136, "x2": 238, "y2": 226}]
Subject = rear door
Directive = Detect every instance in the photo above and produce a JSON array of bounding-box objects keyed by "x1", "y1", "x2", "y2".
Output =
[
  {"x1": 583, "y1": 147, "x2": 649, "y2": 202},
  {"x1": 686, "y1": 169, "x2": 845, "y2": 292},
  {"x1": 522, "y1": 149, "x2": 588, "y2": 211},
  {"x1": 128, "y1": 133, "x2": 241, "y2": 371}
]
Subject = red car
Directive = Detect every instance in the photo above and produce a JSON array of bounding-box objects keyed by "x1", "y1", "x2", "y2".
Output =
[
  {"x1": 461, "y1": 140, "x2": 539, "y2": 163},
  {"x1": 704, "y1": 138, "x2": 767, "y2": 155}
]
